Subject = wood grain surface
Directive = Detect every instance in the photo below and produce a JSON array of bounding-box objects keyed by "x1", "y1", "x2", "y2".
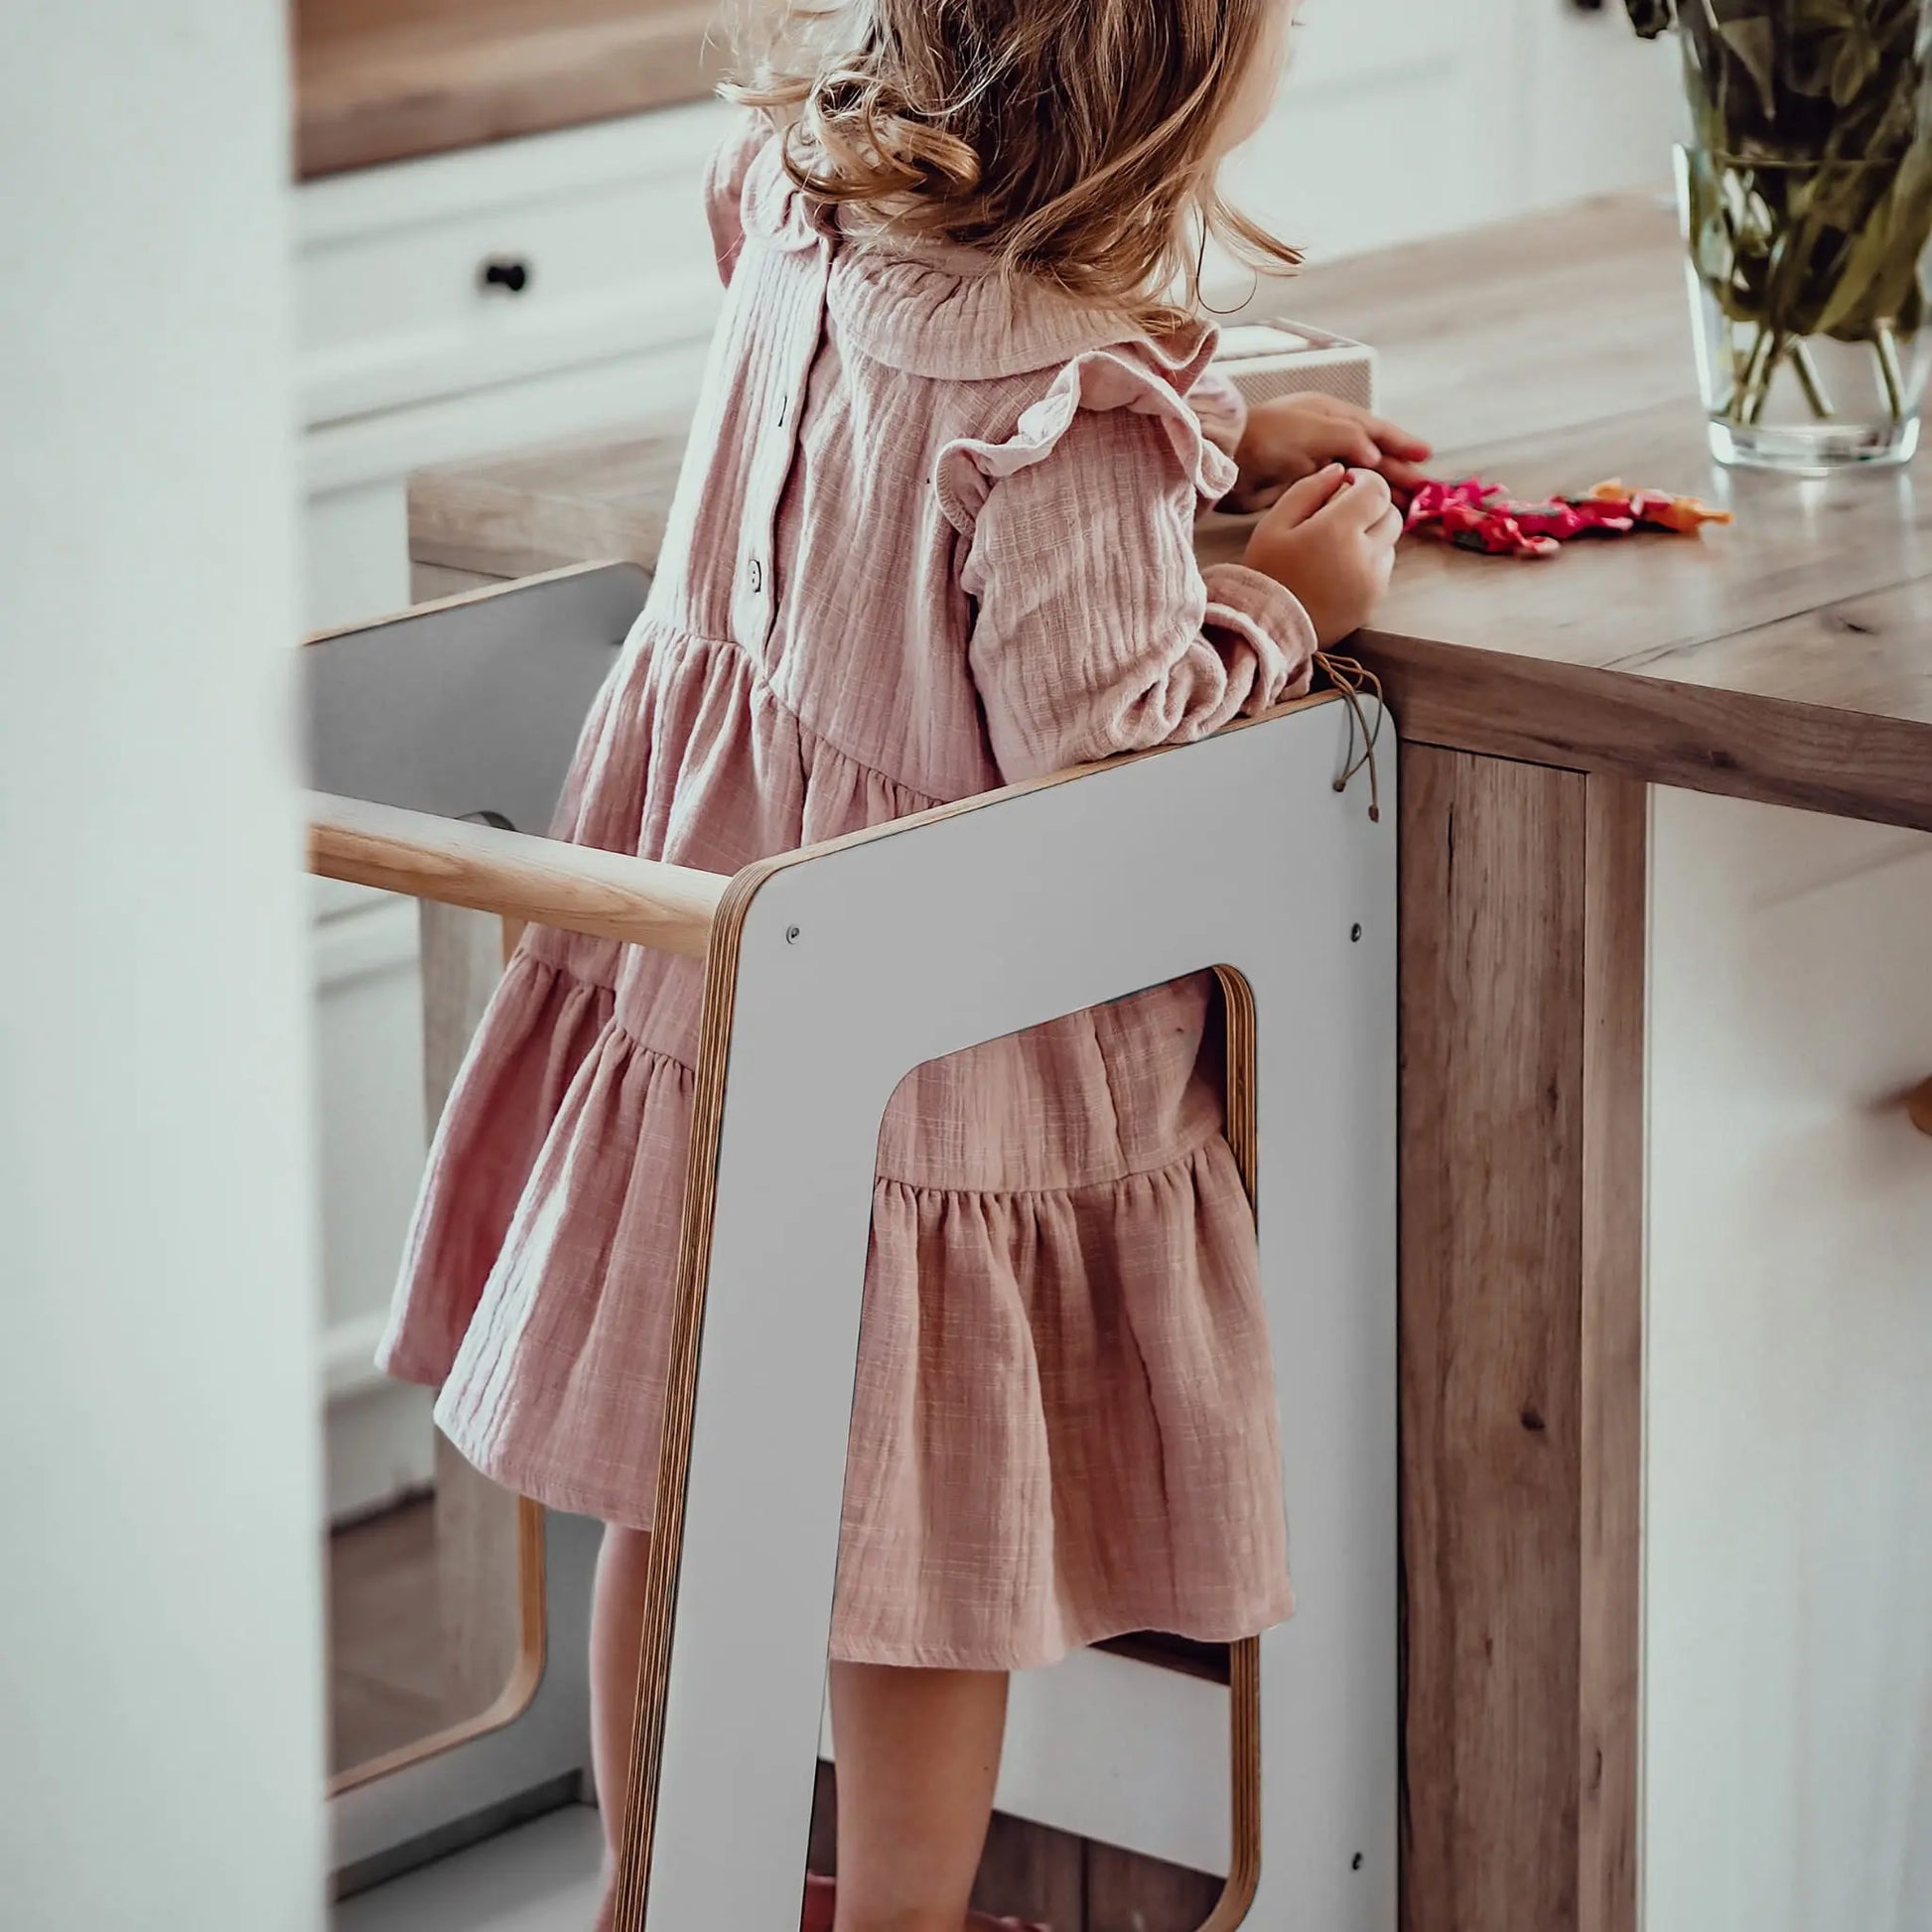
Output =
[
  {"x1": 1359, "y1": 633, "x2": 1932, "y2": 833},
  {"x1": 406, "y1": 194, "x2": 1932, "y2": 830},
  {"x1": 308, "y1": 791, "x2": 729, "y2": 955},
  {"x1": 410, "y1": 430, "x2": 689, "y2": 584},
  {"x1": 295, "y1": 0, "x2": 720, "y2": 178},
  {"x1": 1577, "y1": 778, "x2": 1646, "y2": 1932},
  {"x1": 1397, "y1": 745, "x2": 1589, "y2": 1932}
]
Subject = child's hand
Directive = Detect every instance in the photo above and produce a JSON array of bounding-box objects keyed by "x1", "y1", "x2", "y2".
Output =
[
  {"x1": 1242, "y1": 464, "x2": 1402, "y2": 647},
  {"x1": 1226, "y1": 394, "x2": 1432, "y2": 513}
]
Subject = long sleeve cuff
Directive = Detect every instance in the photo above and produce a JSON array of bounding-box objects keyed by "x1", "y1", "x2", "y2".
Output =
[{"x1": 1200, "y1": 563, "x2": 1318, "y2": 711}]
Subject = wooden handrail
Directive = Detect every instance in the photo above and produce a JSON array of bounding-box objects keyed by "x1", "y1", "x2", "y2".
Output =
[{"x1": 307, "y1": 792, "x2": 728, "y2": 959}]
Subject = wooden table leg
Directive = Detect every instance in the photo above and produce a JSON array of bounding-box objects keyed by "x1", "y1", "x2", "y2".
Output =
[{"x1": 1398, "y1": 745, "x2": 1645, "y2": 1932}]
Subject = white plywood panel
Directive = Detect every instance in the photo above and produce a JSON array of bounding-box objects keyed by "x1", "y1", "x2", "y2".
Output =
[
  {"x1": 1647, "y1": 792, "x2": 1932, "y2": 1932},
  {"x1": 305, "y1": 563, "x2": 646, "y2": 836},
  {"x1": 308, "y1": 578, "x2": 643, "y2": 1875},
  {"x1": 991, "y1": 1650, "x2": 1234, "y2": 1875},
  {"x1": 648, "y1": 697, "x2": 1398, "y2": 1927},
  {"x1": 315, "y1": 897, "x2": 426, "y2": 1336}
]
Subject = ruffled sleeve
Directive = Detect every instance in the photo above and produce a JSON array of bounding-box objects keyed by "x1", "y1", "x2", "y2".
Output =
[
  {"x1": 1189, "y1": 365, "x2": 1249, "y2": 462},
  {"x1": 937, "y1": 349, "x2": 1317, "y2": 785},
  {"x1": 703, "y1": 111, "x2": 774, "y2": 285}
]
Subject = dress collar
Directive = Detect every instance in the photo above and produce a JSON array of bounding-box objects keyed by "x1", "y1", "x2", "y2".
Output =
[
  {"x1": 827, "y1": 233, "x2": 1219, "y2": 382},
  {"x1": 741, "y1": 135, "x2": 1220, "y2": 385}
]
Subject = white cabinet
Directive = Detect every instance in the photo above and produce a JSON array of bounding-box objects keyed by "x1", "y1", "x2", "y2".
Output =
[
  {"x1": 1514, "y1": 0, "x2": 1688, "y2": 209},
  {"x1": 1646, "y1": 794, "x2": 1932, "y2": 1932},
  {"x1": 297, "y1": 102, "x2": 730, "y2": 633},
  {"x1": 296, "y1": 118, "x2": 721, "y2": 429}
]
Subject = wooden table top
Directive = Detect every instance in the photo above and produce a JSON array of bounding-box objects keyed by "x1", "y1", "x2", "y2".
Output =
[
  {"x1": 409, "y1": 195, "x2": 1932, "y2": 830},
  {"x1": 294, "y1": 0, "x2": 718, "y2": 179}
]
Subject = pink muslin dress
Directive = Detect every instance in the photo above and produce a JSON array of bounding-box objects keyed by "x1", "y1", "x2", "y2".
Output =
[{"x1": 379, "y1": 120, "x2": 1316, "y2": 1670}]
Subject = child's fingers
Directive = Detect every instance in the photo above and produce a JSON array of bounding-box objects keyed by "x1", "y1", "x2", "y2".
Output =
[
  {"x1": 1263, "y1": 462, "x2": 1350, "y2": 528},
  {"x1": 1316, "y1": 399, "x2": 1432, "y2": 483},
  {"x1": 1233, "y1": 482, "x2": 1288, "y2": 513},
  {"x1": 1366, "y1": 501, "x2": 1405, "y2": 547},
  {"x1": 1310, "y1": 395, "x2": 1433, "y2": 459},
  {"x1": 1284, "y1": 415, "x2": 1382, "y2": 468},
  {"x1": 1374, "y1": 453, "x2": 1433, "y2": 494},
  {"x1": 1311, "y1": 467, "x2": 1394, "y2": 530},
  {"x1": 1365, "y1": 412, "x2": 1433, "y2": 460}
]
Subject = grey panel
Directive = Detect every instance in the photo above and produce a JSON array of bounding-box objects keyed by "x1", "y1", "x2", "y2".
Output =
[{"x1": 305, "y1": 565, "x2": 649, "y2": 836}]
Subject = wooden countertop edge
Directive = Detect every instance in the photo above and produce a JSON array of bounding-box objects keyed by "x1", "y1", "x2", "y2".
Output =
[
  {"x1": 1359, "y1": 630, "x2": 1932, "y2": 834},
  {"x1": 402, "y1": 509, "x2": 1932, "y2": 829},
  {"x1": 403, "y1": 461, "x2": 1932, "y2": 831}
]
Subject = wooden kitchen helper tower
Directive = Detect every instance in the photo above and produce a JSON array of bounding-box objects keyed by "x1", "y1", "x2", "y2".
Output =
[{"x1": 305, "y1": 565, "x2": 1399, "y2": 1928}]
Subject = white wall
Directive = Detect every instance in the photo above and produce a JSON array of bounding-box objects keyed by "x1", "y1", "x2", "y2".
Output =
[
  {"x1": 1218, "y1": 0, "x2": 1679, "y2": 269},
  {"x1": 1646, "y1": 793, "x2": 1932, "y2": 1932},
  {"x1": 1509, "y1": 0, "x2": 1686, "y2": 210},
  {"x1": 0, "y1": 8, "x2": 325, "y2": 1930}
]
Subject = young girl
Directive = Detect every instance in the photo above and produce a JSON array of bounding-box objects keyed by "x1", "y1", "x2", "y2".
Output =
[{"x1": 379, "y1": 1, "x2": 1426, "y2": 1924}]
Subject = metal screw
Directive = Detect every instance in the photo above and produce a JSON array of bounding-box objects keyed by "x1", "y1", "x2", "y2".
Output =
[
  {"x1": 785, "y1": 925, "x2": 801, "y2": 944},
  {"x1": 1349, "y1": 922, "x2": 1363, "y2": 943},
  {"x1": 1351, "y1": 1854, "x2": 1364, "y2": 1871}
]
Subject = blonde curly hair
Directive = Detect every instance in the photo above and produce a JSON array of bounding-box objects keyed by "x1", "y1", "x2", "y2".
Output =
[{"x1": 725, "y1": 0, "x2": 1300, "y2": 333}]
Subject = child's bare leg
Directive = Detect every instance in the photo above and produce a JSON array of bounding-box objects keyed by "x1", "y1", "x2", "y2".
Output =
[
  {"x1": 590, "y1": 1523, "x2": 653, "y2": 1917},
  {"x1": 828, "y1": 1660, "x2": 1008, "y2": 1932}
]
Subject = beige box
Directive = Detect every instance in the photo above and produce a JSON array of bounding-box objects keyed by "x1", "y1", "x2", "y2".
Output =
[{"x1": 1211, "y1": 320, "x2": 1377, "y2": 413}]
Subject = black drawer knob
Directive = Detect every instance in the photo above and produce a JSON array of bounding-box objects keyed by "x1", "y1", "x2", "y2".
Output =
[{"x1": 480, "y1": 257, "x2": 532, "y2": 296}]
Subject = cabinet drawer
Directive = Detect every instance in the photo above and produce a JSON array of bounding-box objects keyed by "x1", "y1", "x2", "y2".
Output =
[{"x1": 297, "y1": 104, "x2": 730, "y2": 426}]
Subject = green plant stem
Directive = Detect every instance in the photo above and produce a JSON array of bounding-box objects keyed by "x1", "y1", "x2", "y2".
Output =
[
  {"x1": 1729, "y1": 324, "x2": 1777, "y2": 424},
  {"x1": 1745, "y1": 329, "x2": 1789, "y2": 425},
  {"x1": 1874, "y1": 319, "x2": 1908, "y2": 419},
  {"x1": 1789, "y1": 340, "x2": 1835, "y2": 419}
]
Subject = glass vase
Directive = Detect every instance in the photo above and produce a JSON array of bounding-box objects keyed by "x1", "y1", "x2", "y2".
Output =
[{"x1": 1673, "y1": 4, "x2": 1932, "y2": 474}]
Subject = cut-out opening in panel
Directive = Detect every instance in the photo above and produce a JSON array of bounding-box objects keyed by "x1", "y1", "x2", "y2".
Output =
[
  {"x1": 772, "y1": 964, "x2": 1268, "y2": 1932},
  {"x1": 324, "y1": 902, "x2": 547, "y2": 1806}
]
